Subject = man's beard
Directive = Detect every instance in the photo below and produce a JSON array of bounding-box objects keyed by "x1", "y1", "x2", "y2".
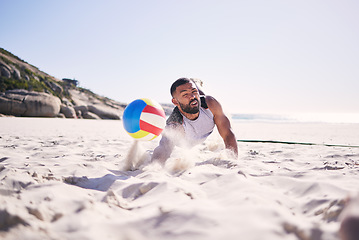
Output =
[{"x1": 179, "y1": 99, "x2": 200, "y2": 114}]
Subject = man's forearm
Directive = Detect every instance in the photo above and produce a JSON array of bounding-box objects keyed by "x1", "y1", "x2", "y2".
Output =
[
  {"x1": 225, "y1": 133, "x2": 238, "y2": 156},
  {"x1": 151, "y1": 134, "x2": 175, "y2": 164},
  {"x1": 152, "y1": 144, "x2": 172, "y2": 164}
]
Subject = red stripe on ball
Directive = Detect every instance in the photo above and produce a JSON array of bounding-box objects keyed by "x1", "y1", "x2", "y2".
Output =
[
  {"x1": 143, "y1": 105, "x2": 166, "y2": 118},
  {"x1": 140, "y1": 120, "x2": 163, "y2": 136}
]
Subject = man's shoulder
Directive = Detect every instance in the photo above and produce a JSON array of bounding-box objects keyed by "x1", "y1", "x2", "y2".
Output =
[
  {"x1": 204, "y1": 95, "x2": 223, "y2": 117},
  {"x1": 204, "y1": 95, "x2": 219, "y2": 108},
  {"x1": 166, "y1": 106, "x2": 183, "y2": 125}
]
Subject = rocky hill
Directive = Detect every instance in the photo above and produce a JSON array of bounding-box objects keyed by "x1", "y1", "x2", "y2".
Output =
[{"x1": 0, "y1": 48, "x2": 172, "y2": 119}]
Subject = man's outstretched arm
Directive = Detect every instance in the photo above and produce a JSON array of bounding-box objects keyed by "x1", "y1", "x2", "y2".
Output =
[
  {"x1": 152, "y1": 134, "x2": 174, "y2": 165},
  {"x1": 151, "y1": 125, "x2": 184, "y2": 164},
  {"x1": 206, "y1": 96, "x2": 238, "y2": 156}
]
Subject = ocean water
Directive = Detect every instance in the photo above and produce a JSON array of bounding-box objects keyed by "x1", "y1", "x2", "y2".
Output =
[
  {"x1": 232, "y1": 113, "x2": 359, "y2": 124},
  {"x1": 230, "y1": 114, "x2": 359, "y2": 146}
]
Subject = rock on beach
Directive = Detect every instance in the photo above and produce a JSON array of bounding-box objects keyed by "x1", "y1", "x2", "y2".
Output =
[{"x1": 0, "y1": 89, "x2": 61, "y2": 117}]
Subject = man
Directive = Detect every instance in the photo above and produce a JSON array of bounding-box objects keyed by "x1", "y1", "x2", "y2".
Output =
[{"x1": 152, "y1": 78, "x2": 238, "y2": 164}]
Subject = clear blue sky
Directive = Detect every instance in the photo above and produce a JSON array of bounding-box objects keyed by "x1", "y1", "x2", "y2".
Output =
[{"x1": 1, "y1": 0, "x2": 358, "y2": 115}]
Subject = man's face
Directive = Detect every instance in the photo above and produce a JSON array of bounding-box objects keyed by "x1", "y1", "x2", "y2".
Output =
[{"x1": 172, "y1": 82, "x2": 200, "y2": 114}]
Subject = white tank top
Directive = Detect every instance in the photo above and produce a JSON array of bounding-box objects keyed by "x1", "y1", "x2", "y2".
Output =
[{"x1": 181, "y1": 107, "x2": 215, "y2": 145}]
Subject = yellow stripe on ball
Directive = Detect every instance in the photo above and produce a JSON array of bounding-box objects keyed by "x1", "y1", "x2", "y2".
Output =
[
  {"x1": 128, "y1": 130, "x2": 158, "y2": 141},
  {"x1": 128, "y1": 130, "x2": 149, "y2": 139},
  {"x1": 141, "y1": 98, "x2": 162, "y2": 109}
]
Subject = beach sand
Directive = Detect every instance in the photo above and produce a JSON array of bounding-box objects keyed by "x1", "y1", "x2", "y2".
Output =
[{"x1": 0, "y1": 117, "x2": 358, "y2": 240}]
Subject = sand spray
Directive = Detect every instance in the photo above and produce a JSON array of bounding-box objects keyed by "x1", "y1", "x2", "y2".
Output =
[{"x1": 123, "y1": 141, "x2": 151, "y2": 171}]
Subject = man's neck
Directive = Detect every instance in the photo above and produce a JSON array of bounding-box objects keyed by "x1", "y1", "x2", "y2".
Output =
[{"x1": 178, "y1": 108, "x2": 200, "y2": 121}]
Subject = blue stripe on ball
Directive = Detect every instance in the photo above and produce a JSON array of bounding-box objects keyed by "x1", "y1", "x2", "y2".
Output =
[{"x1": 123, "y1": 99, "x2": 147, "y2": 133}]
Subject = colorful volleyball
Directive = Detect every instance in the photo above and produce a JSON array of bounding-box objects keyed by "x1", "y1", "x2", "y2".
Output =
[{"x1": 123, "y1": 98, "x2": 166, "y2": 141}]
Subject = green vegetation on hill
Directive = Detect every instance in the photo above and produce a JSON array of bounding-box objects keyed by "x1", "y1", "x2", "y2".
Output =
[
  {"x1": 0, "y1": 47, "x2": 73, "y2": 101},
  {"x1": 0, "y1": 48, "x2": 123, "y2": 109},
  {"x1": 0, "y1": 48, "x2": 28, "y2": 64},
  {"x1": 0, "y1": 76, "x2": 46, "y2": 92},
  {"x1": 0, "y1": 48, "x2": 173, "y2": 117}
]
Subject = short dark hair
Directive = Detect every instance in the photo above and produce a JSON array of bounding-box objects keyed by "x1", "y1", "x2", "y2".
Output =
[{"x1": 170, "y1": 78, "x2": 191, "y2": 96}]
